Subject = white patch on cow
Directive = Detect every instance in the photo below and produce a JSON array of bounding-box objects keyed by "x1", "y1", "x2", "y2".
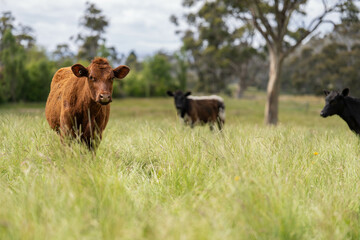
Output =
[
  {"x1": 188, "y1": 95, "x2": 224, "y2": 103},
  {"x1": 218, "y1": 107, "x2": 226, "y2": 121}
]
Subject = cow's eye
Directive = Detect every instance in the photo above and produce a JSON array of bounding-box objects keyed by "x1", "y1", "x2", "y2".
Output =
[{"x1": 330, "y1": 100, "x2": 336, "y2": 105}]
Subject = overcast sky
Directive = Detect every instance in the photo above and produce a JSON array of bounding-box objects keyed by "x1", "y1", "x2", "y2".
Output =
[
  {"x1": 1, "y1": 0, "x2": 345, "y2": 58},
  {"x1": 1, "y1": 0, "x2": 184, "y2": 57}
]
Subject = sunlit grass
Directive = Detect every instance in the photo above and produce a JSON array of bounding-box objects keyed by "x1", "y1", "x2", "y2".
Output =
[{"x1": 0, "y1": 94, "x2": 359, "y2": 239}]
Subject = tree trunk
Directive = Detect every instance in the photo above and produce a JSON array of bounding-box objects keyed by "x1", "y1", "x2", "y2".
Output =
[
  {"x1": 236, "y1": 84, "x2": 245, "y2": 98},
  {"x1": 264, "y1": 49, "x2": 283, "y2": 125},
  {"x1": 236, "y1": 75, "x2": 247, "y2": 98},
  {"x1": 236, "y1": 62, "x2": 248, "y2": 99}
]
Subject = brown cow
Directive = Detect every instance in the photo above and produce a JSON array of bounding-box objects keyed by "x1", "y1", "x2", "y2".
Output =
[
  {"x1": 167, "y1": 90, "x2": 225, "y2": 130},
  {"x1": 45, "y1": 57, "x2": 130, "y2": 149}
]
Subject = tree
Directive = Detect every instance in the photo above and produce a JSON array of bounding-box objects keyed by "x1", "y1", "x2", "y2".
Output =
[
  {"x1": 0, "y1": 29, "x2": 27, "y2": 102},
  {"x1": 173, "y1": 50, "x2": 188, "y2": 91},
  {"x1": 225, "y1": 0, "x2": 356, "y2": 125},
  {"x1": 52, "y1": 43, "x2": 74, "y2": 67},
  {"x1": 125, "y1": 50, "x2": 142, "y2": 71},
  {"x1": 173, "y1": 1, "x2": 235, "y2": 93},
  {"x1": 16, "y1": 24, "x2": 35, "y2": 49},
  {"x1": 142, "y1": 52, "x2": 175, "y2": 97},
  {"x1": 97, "y1": 44, "x2": 121, "y2": 64},
  {"x1": 25, "y1": 58, "x2": 54, "y2": 102},
  {"x1": 281, "y1": 19, "x2": 360, "y2": 96},
  {"x1": 220, "y1": 34, "x2": 259, "y2": 98},
  {"x1": 173, "y1": 0, "x2": 259, "y2": 96},
  {"x1": 0, "y1": 12, "x2": 15, "y2": 91},
  {"x1": 74, "y1": 2, "x2": 109, "y2": 61},
  {"x1": 0, "y1": 12, "x2": 15, "y2": 38},
  {"x1": 0, "y1": 12, "x2": 35, "y2": 51},
  {"x1": 0, "y1": 11, "x2": 55, "y2": 103},
  {"x1": 122, "y1": 52, "x2": 178, "y2": 97}
]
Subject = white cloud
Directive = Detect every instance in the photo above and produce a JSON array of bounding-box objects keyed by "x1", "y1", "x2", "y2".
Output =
[
  {"x1": 2, "y1": 0, "x2": 183, "y2": 56},
  {"x1": 2, "y1": 0, "x2": 349, "y2": 57}
]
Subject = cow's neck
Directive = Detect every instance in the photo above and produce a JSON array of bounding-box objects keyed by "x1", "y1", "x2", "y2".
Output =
[
  {"x1": 339, "y1": 99, "x2": 360, "y2": 134},
  {"x1": 180, "y1": 99, "x2": 190, "y2": 118},
  {"x1": 88, "y1": 99, "x2": 104, "y2": 117}
]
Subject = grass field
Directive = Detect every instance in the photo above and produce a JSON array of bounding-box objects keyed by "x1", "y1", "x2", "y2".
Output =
[{"x1": 1, "y1": 93, "x2": 360, "y2": 240}]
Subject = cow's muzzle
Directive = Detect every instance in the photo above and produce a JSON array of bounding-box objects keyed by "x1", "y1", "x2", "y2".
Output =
[
  {"x1": 320, "y1": 110, "x2": 327, "y2": 118},
  {"x1": 98, "y1": 93, "x2": 112, "y2": 105}
]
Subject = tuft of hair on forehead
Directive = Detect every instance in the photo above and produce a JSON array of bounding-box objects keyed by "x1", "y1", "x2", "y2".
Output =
[
  {"x1": 91, "y1": 57, "x2": 111, "y2": 68},
  {"x1": 174, "y1": 90, "x2": 183, "y2": 94},
  {"x1": 325, "y1": 91, "x2": 339, "y2": 100}
]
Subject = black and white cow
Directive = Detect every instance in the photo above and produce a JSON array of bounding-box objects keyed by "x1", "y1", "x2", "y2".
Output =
[{"x1": 167, "y1": 90, "x2": 225, "y2": 130}]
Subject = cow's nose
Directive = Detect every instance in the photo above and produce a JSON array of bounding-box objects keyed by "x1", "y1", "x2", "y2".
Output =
[
  {"x1": 320, "y1": 111, "x2": 325, "y2": 117},
  {"x1": 99, "y1": 93, "x2": 112, "y2": 103}
]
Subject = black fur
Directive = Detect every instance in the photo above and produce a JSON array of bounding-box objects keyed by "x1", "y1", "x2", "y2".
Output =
[{"x1": 321, "y1": 88, "x2": 360, "y2": 135}]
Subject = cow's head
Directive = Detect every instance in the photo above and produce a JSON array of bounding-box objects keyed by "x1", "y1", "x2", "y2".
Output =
[
  {"x1": 167, "y1": 90, "x2": 191, "y2": 110},
  {"x1": 71, "y1": 58, "x2": 130, "y2": 105},
  {"x1": 320, "y1": 88, "x2": 349, "y2": 117}
]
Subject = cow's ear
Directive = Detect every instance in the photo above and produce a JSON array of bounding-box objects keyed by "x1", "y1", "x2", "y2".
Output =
[
  {"x1": 341, "y1": 88, "x2": 349, "y2": 97},
  {"x1": 167, "y1": 91, "x2": 174, "y2": 96},
  {"x1": 185, "y1": 91, "x2": 191, "y2": 97},
  {"x1": 71, "y1": 64, "x2": 88, "y2": 77},
  {"x1": 323, "y1": 90, "x2": 330, "y2": 96},
  {"x1": 113, "y1": 65, "x2": 130, "y2": 79}
]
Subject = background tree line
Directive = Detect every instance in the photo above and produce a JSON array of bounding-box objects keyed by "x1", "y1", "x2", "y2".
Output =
[
  {"x1": 0, "y1": 1, "x2": 359, "y2": 124},
  {"x1": 0, "y1": 2, "x2": 186, "y2": 103},
  {"x1": 173, "y1": 0, "x2": 359, "y2": 124}
]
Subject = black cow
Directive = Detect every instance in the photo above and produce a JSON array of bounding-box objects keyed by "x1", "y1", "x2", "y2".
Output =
[
  {"x1": 320, "y1": 88, "x2": 360, "y2": 135},
  {"x1": 167, "y1": 90, "x2": 225, "y2": 130}
]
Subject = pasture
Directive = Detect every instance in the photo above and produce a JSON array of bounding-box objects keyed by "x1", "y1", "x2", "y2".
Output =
[{"x1": 0, "y1": 93, "x2": 360, "y2": 239}]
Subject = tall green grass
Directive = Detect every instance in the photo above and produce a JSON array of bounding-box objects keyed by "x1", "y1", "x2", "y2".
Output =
[{"x1": 0, "y1": 94, "x2": 359, "y2": 239}]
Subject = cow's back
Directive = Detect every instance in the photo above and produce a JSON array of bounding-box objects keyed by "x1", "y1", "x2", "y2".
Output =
[
  {"x1": 188, "y1": 99, "x2": 220, "y2": 122},
  {"x1": 45, "y1": 67, "x2": 73, "y2": 130}
]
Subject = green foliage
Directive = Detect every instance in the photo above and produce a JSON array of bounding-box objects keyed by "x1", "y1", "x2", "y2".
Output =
[
  {"x1": 173, "y1": 50, "x2": 188, "y2": 91},
  {"x1": 125, "y1": 50, "x2": 142, "y2": 72},
  {"x1": 341, "y1": 0, "x2": 360, "y2": 23},
  {"x1": 122, "y1": 52, "x2": 177, "y2": 97},
  {"x1": 0, "y1": 29, "x2": 27, "y2": 102},
  {"x1": 121, "y1": 69, "x2": 146, "y2": 97},
  {"x1": 0, "y1": 12, "x2": 60, "y2": 103},
  {"x1": 175, "y1": 0, "x2": 259, "y2": 94},
  {"x1": 142, "y1": 53, "x2": 176, "y2": 97},
  {"x1": 0, "y1": 11, "x2": 15, "y2": 44},
  {"x1": 24, "y1": 57, "x2": 55, "y2": 102},
  {"x1": 97, "y1": 44, "x2": 119, "y2": 65},
  {"x1": 52, "y1": 44, "x2": 74, "y2": 68},
  {"x1": 281, "y1": 21, "x2": 360, "y2": 96}
]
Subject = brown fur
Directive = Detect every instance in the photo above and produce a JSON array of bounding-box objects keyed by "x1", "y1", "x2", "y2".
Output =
[
  {"x1": 45, "y1": 57, "x2": 130, "y2": 149},
  {"x1": 187, "y1": 99, "x2": 222, "y2": 124}
]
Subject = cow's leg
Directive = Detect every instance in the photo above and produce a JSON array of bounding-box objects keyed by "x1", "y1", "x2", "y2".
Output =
[
  {"x1": 83, "y1": 120, "x2": 103, "y2": 151},
  {"x1": 189, "y1": 116, "x2": 195, "y2": 129},
  {"x1": 83, "y1": 122, "x2": 94, "y2": 150},
  {"x1": 209, "y1": 123, "x2": 214, "y2": 131},
  {"x1": 60, "y1": 111, "x2": 76, "y2": 143},
  {"x1": 89, "y1": 131, "x2": 101, "y2": 151},
  {"x1": 217, "y1": 117, "x2": 223, "y2": 130}
]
